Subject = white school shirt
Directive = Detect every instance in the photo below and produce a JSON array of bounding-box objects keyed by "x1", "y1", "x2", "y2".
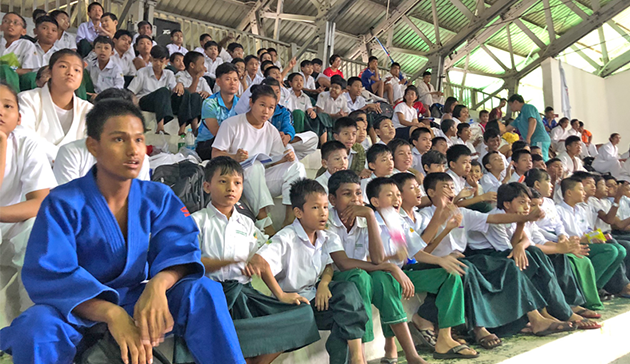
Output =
[
  {"x1": 166, "y1": 44, "x2": 188, "y2": 56},
  {"x1": 112, "y1": 49, "x2": 137, "y2": 76},
  {"x1": 204, "y1": 57, "x2": 223, "y2": 79},
  {"x1": 127, "y1": 66, "x2": 176, "y2": 98},
  {"x1": 55, "y1": 31, "x2": 77, "y2": 50},
  {"x1": 392, "y1": 102, "x2": 416, "y2": 129},
  {"x1": 0, "y1": 38, "x2": 38, "y2": 69},
  {"x1": 557, "y1": 151, "x2": 585, "y2": 176},
  {"x1": 53, "y1": 138, "x2": 150, "y2": 185},
  {"x1": 480, "y1": 173, "x2": 502, "y2": 194},
  {"x1": 34, "y1": 42, "x2": 59, "y2": 69},
  {"x1": 315, "y1": 170, "x2": 331, "y2": 193},
  {"x1": 327, "y1": 208, "x2": 370, "y2": 262},
  {"x1": 219, "y1": 48, "x2": 232, "y2": 63},
  {"x1": 456, "y1": 138, "x2": 477, "y2": 158},
  {"x1": 76, "y1": 20, "x2": 98, "y2": 43},
  {"x1": 19, "y1": 85, "x2": 93, "y2": 163},
  {"x1": 300, "y1": 72, "x2": 316, "y2": 90},
  {"x1": 87, "y1": 58, "x2": 125, "y2": 93},
  {"x1": 193, "y1": 204, "x2": 267, "y2": 284},
  {"x1": 535, "y1": 197, "x2": 568, "y2": 242},
  {"x1": 345, "y1": 93, "x2": 366, "y2": 112},
  {"x1": 360, "y1": 170, "x2": 400, "y2": 203},
  {"x1": 446, "y1": 169, "x2": 466, "y2": 195},
  {"x1": 256, "y1": 219, "x2": 339, "y2": 300},
  {"x1": 556, "y1": 201, "x2": 591, "y2": 237},
  {"x1": 286, "y1": 89, "x2": 312, "y2": 112},
  {"x1": 412, "y1": 148, "x2": 424, "y2": 175},
  {"x1": 213, "y1": 113, "x2": 285, "y2": 156},
  {"x1": 386, "y1": 72, "x2": 404, "y2": 102},
  {"x1": 418, "y1": 205, "x2": 489, "y2": 256},
  {"x1": 587, "y1": 197, "x2": 613, "y2": 233},
  {"x1": 375, "y1": 211, "x2": 426, "y2": 267},
  {"x1": 472, "y1": 209, "x2": 525, "y2": 251},
  {"x1": 509, "y1": 171, "x2": 523, "y2": 183},
  {"x1": 316, "y1": 91, "x2": 350, "y2": 115},
  {"x1": 245, "y1": 73, "x2": 264, "y2": 88},
  {"x1": 618, "y1": 196, "x2": 630, "y2": 221},
  {"x1": 400, "y1": 207, "x2": 426, "y2": 234},
  {"x1": 233, "y1": 84, "x2": 289, "y2": 115},
  {"x1": 175, "y1": 70, "x2": 212, "y2": 93}
]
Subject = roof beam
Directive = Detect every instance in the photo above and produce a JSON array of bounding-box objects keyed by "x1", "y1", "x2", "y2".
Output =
[
  {"x1": 598, "y1": 27, "x2": 609, "y2": 63},
  {"x1": 273, "y1": 0, "x2": 284, "y2": 40},
  {"x1": 542, "y1": 0, "x2": 556, "y2": 41},
  {"x1": 607, "y1": 21, "x2": 630, "y2": 43},
  {"x1": 513, "y1": 0, "x2": 628, "y2": 80},
  {"x1": 449, "y1": 0, "x2": 474, "y2": 21},
  {"x1": 237, "y1": 0, "x2": 273, "y2": 31},
  {"x1": 480, "y1": 44, "x2": 510, "y2": 71},
  {"x1": 564, "y1": 0, "x2": 590, "y2": 20},
  {"x1": 430, "y1": 0, "x2": 441, "y2": 45},
  {"x1": 512, "y1": 18, "x2": 547, "y2": 49},
  {"x1": 260, "y1": 12, "x2": 316, "y2": 22},
  {"x1": 570, "y1": 44, "x2": 602, "y2": 70},
  {"x1": 443, "y1": 0, "x2": 537, "y2": 69},
  {"x1": 345, "y1": 0, "x2": 423, "y2": 59},
  {"x1": 506, "y1": 22, "x2": 516, "y2": 69},
  {"x1": 401, "y1": 15, "x2": 435, "y2": 49},
  {"x1": 599, "y1": 48, "x2": 630, "y2": 77}
]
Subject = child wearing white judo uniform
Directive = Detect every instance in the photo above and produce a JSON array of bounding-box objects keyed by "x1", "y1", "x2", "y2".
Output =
[{"x1": 0, "y1": 99, "x2": 245, "y2": 364}]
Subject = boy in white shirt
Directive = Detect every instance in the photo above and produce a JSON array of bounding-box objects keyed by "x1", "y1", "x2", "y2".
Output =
[
  {"x1": 478, "y1": 129, "x2": 509, "y2": 177},
  {"x1": 86, "y1": 36, "x2": 124, "y2": 94},
  {"x1": 316, "y1": 76, "x2": 350, "y2": 144},
  {"x1": 194, "y1": 33, "x2": 211, "y2": 54},
  {"x1": 166, "y1": 29, "x2": 188, "y2": 55},
  {"x1": 345, "y1": 76, "x2": 381, "y2": 114},
  {"x1": 250, "y1": 179, "x2": 369, "y2": 364},
  {"x1": 455, "y1": 123, "x2": 478, "y2": 159},
  {"x1": 439, "y1": 119, "x2": 457, "y2": 148},
  {"x1": 50, "y1": 10, "x2": 76, "y2": 51},
  {"x1": 299, "y1": 59, "x2": 318, "y2": 94},
  {"x1": 361, "y1": 144, "x2": 395, "y2": 202},
  {"x1": 0, "y1": 13, "x2": 38, "y2": 79},
  {"x1": 373, "y1": 118, "x2": 396, "y2": 146},
  {"x1": 127, "y1": 45, "x2": 185, "y2": 134},
  {"x1": 112, "y1": 30, "x2": 136, "y2": 77},
  {"x1": 203, "y1": 40, "x2": 223, "y2": 80},
  {"x1": 76, "y1": 1, "x2": 103, "y2": 56},
  {"x1": 315, "y1": 141, "x2": 348, "y2": 193},
  {"x1": 175, "y1": 51, "x2": 212, "y2": 135},
  {"x1": 557, "y1": 135, "x2": 585, "y2": 176},
  {"x1": 193, "y1": 157, "x2": 320, "y2": 362},
  {"x1": 550, "y1": 117, "x2": 570, "y2": 153},
  {"x1": 212, "y1": 84, "x2": 307, "y2": 234},
  {"x1": 446, "y1": 145, "x2": 496, "y2": 209},
  {"x1": 480, "y1": 151, "x2": 511, "y2": 194},
  {"x1": 0, "y1": 82, "x2": 57, "y2": 326},
  {"x1": 508, "y1": 149, "x2": 533, "y2": 183},
  {"x1": 410, "y1": 127, "x2": 432, "y2": 174},
  {"x1": 421, "y1": 150, "x2": 447, "y2": 174},
  {"x1": 33, "y1": 16, "x2": 59, "y2": 70},
  {"x1": 388, "y1": 139, "x2": 424, "y2": 185},
  {"x1": 286, "y1": 72, "x2": 316, "y2": 118}
]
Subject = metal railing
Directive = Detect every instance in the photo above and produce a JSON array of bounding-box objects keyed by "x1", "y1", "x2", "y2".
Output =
[
  {"x1": 0, "y1": 0, "x2": 124, "y2": 29},
  {"x1": 443, "y1": 82, "x2": 503, "y2": 111}
]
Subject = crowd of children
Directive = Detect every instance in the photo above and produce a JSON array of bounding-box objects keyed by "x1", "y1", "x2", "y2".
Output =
[{"x1": 1, "y1": 3, "x2": 630, "y2": 364}]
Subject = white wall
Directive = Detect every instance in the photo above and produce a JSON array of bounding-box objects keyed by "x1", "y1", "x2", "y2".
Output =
[{"x1": 603, "y1": 69, "x2": 630, "y2": 147}]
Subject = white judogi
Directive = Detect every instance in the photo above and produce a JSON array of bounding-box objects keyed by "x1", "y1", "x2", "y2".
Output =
[
  {"x1": 0, "y1": 38, "x2": 38, "y2": 69},
  {"x1": 18, "y1": 84, "x2": 93, "y2": 163},
  {"x1": 593, "y1": 142, "x2": 622, "y2": 178},
  {"x1": 53, "y1": 139, "x2": 150, "y2": 185},
  {"x1": 417, "y1": 81, "x2": 443, "y2": 107},
  {"x1": 556, "y1": 151, "x2": 585, "y2": 176}
]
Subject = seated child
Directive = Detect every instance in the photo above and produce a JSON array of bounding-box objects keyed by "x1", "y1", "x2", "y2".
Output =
[
  {"x1": 373, "y1": 118, "x2": 396, "y2": 145},
  {"x1": 350, "y1": 110, "x2": 372, "y2": 151},
  {"x1": 35, "y1": 65, "x2": 50, "y2": 88},
  {"x1": 96, "y1": 12, "x2": 117, "y2": 39},
  {"x1": 212, "y1": 84, "x2": 307, "y2": 233},
  {"x1": 388, "y1": 138, "x2": 423, "y2": 183},
  {"x1": 431, "y1": 136, "x2": 448, "y2": 154},
  {"x1": 175, "y1": 51, "x2": 213, "y2": 134},
  {"x1": 194, "y1": 33, "x2": 211, "y2": 54},
  {"x1": 299, "y1": 59, "x2": 318, "y2": 94},
  {"x1": 456, "y1": 123, "x2": 478, "y2": 159},
  {"x1": 196, "y1": 63, "x2": 240, "y2": 160},
  {"x1": 346, "y1": 76, "x2": 381, "y2": 113},
  {"x1": 75, "y1": 1, "x2": 103, "y2": 56},
  {"x1": 168, "y1": 52, "x2": 185, "y2": 74},
  {"x1": 0, "y1": 82, "x2": 56, "y2": 327},
  {"x1": 166, "y1": 29, "x2": 188, "y2": 55},
  {"x1": 509, "y1": 149, "x2": 533, "y2": 182},
  {"x1": 244, "y1": 55, "x2": 263, "y2": 88},
  {"x1": 50, "y1": 10, "x2": 76, "y2": 51},
  {"x1": 421, "y1": 150, "x2": 447, "y2": 175},
  {"x1": 193, "y1": 157, "x2": 320, "y2": 361},
  {"x1": 127, "y1": 45, "x2": 193, "y2": 134},
  {"x1": 33, "y1": 16, "x2": 59, "y2": 70},
  {"x1": 330, "y1": 117, "x2": 369, "y2": 178},
  {"x1": 112, "y1": 29, "x2": 136, "y2": 77},
  {"x1": 203, "y1": 40, "x2": 223, "y2": 81},
  {"x1": 532, "y1": 153, "x2": 546, "y2": 170},
  {"x1": 315, "y1": 141, "x2": 348, "y2": 192},
  {"x1": 438, "y1": 119, "x2": 456, "y2": 148},
  {"x1": 392, "y1": 86, "x2": 421, "y2": 140},
  {"x1": 557, "y1": 136, "x2": 585, "y2": 176},
  {"x1": 361, "y1": 143, "x2": 395, "y2": 202},
  {"x1": 326, "y1": 171, "x2": 432, "y2": 364},
  {"x1": 446, "y1": 145, "x2": 496, "y2": 209},
  {"x1": 0, "y1": 99, "x2": 245, "y2": 364},
  {"x1": 478, "y1": 127, "x2": 510, "y2": 170},
  {"x1": 366, "y1": 177, "x2": 479, "y2": 360},
  {"x1": 220, "y1": 42, "x2": 245, "y2": 63},
  {"x1": 132, "y1": 35, "x2": 153, "y2": 71},
  {"x1": 286, "y1": 72, "x2": 319, "y2": 134},
  {"x1": 86, "y1": 36, "x2": 124, "y2": 95},
  {"x1": 392, "y1": 173, "x2": 429, "y2": 231},
  {"x1": 479, "y1": 151, "x2": 511, "y2": 194},
  {"x1": 410, "y1": 127, "x2": 432, "y2": 173},
  {"x1": 19, "y1": 49, "x2": 93, "y2": 163},
  {"x1": 0, "y1": 13, "x2": 38, "y2": 79},
  {"x1": 316, "y1": 76, "x2": 350, "y2": 143},
  {"x1": 250, "y1": 179, "x2": 369, "y2": 364},
  {"x1": 232, "y1": 66, "x2": 288, "y2": 115},
  {"x1": 525, "y1": 173, "x2": 604, "y2": 311},
  {"x1": 385, "y1": 62, "x2": 406, "y2": 104},
  {"x1": 361, "y1": 56, "x2": 392, "y2": 103},
  {"x1": 53, "y1": 88, "x2": 150, "y2": 185},
  {"x1": 228, "y1": 57, "x2": 246, "y2": 96}
]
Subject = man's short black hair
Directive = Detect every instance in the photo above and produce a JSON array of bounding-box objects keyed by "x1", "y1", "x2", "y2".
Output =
[
  {"x1": 32, "y1": 8, "x2": 47, "y2": 20},
  {"x1": 483, "y1": 128, "x2": 500, "y2": 142},
  {"x1": 101, "y1": 12, "x2": 117, "y2": 22},
  {"x1": 135, "y1": 34, "x2": 152, "y2": 46},
  {"x1": 422, "y1": 71, "x2": 431, "y2": 77},
  {"x1": 571, "y1": 171, "x2": 594, "y2": 183},
  {"x1": 565, "y1": 135, "x2": 581, "y2": 148},
  {"x1": 366, "y1": 177, "x2": 397, "y2": 204},
  {"x1": 423, "y1": 172, "x2": 452, "y2": 195},
  {"x1": 446, "y1": 144, "x2": 471, "y2": 165},
  {"x1": 373, "y1": 118, "x2": 390, "y2": 130},
  {"x1": 508, "y1": 94, "x2": 525, "y2": 103},
  {"x1": 204, "y1": 156, "x2": 243, "y2": 182},
  {"x1": 456, "y1": 123, "x2": 469, "y2": 135},
  {"x1": 524, "y1": 168, "x2": 550, "y2": 188},
  {"x1": 231, "y1": 57, "x2": 245, "y2": 65},
  {"x1": 263, "y1": 65, "x2": 280, "y2": 78},
  {"x1": 532, "y1": 154, "x2": 544, "y2": 163},
  {"x1": 169, "y1": 52, "x2": 183, "y2": 63},
  {"x1": 561, "y1": 177, "x2": 581, "y2": 197},
  {"x1": 368, "y1": 56, "x2": 378, "y2": 63},
  {"x1": 391, "y1": 172, "x2": 417, "y2": 194},
  {"x1": 290, "y1": 178, "x2": 327, "y2": 210},
  {"x1": 204, "y1": 40, "x2": 219, "y2": 50},
  {"x1": 312, "y1": 58, "x2": 323, "y2": 66},
  {"x1": 333, "y1": 117, "x2": 357, "y2": 135},
  {"x1": 113, "y1": 29, "x2": 132, "y2": 40},
  {"x1": 151, "y1": 45, "x2": 169, "y2": 60},
  {"x1": 321, "y1": 140, "x2": 347, "y2": 161},
  {"x1": 137, "y1": 20, "x2": 152, "y2": 29},
  {"x1": 410, "y1": 127, "x2": 431, "y2": 142},
  {"x1": 86, "y1": 99, "x2": 145, "y2": 141},
  {"x1": 35, "y1": 15, "x2": 58, "y2": 28},
  {"x1": 367, "y1": 143, "x2": 392, "y2": 165},
  {"x1": 497, "y1": 182, "x2": 531, "y2": 210},
  {"x1": 482, "y1": 151, "x2": 498, "y2": 170},
  {"x1": 512, "y1": 149, "x2": 531, "y2": 164},
  {"x1": 512, "y1": 140, "x2": 528, "y2": 152},
  {"x1": 50, "y1": 10, "x2": 69, "y2": 20},
  {"x1": 199, "y1": 33, "x2": 211, "y2": 42},
  {"x1": 422, "y1": 150, "x2": 447, "y2": 172},
  {"x1": 431, "y1": 136, "x2": 447, "y2": 146},
  {"x1": 347, "y1": 76, "x2": 362, "y2": 87},
  {"x1": 287, "y1": 72, "x2": 303, "y2": 83},
  {"x1": 546, "y1": 157, "x2": 562, "y2": 167},
  {"x1": 300, "y1": 59, "x2": 313, "y2": 68},
  {"x1": 94, "y1": 35, "x2": 114, "y2": 49},
  {"x1": 330, "y1": 75, "x2": 346, "y2": 89},
  {"x1": 227, "y1": 42, "x2": 243, "y2": 52},
  {"x1": 440, "y1": 119, "x2": 455, "y2": 134},
  {"x1": 479, "y1": 110, "x2": 489, "y2": 116},
  {"x1": 216, "y1": 63, "x2": 238, "y2": 79},
  {"x1": 170, "y1": 29, "x2": 183, "y2": 37},
  {"x1": 545, "y1": 106, "x2": 554, "y2": 113},
  {"x1": 183, "y1": 51, "x2": 204, "y2": 70},
  {"x1": 260, "y1": 60, "x2": 274, "y2": 71},
  {"x1": 391, "y1": 62, "x2": 400, "y2": 69},
  {"x1": 87, "y1": 1, "x2": 104, "y2": 13},
  {"x1": 267, "y1": 47, "x2": 277, "y2": 54},
  {"x1": 93, "y1": 88, "x2": 134, "y2": 103},
  {"x1": 328, "y1": 170, "x2": 360, "y2": 196},
  {"x1": 244, "y1": 55, "x2": 259, "y2": 65},
  {"x1": 387, "y1": 138, "x2": 411, "y2": 154}
]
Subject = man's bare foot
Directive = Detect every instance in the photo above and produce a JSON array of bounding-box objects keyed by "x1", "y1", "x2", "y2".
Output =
[
  {"x1": 383, "y1": 337, "x2": 397, "y2": 360},
  {"x1": 530, "y1": 316, "x2": 572, "y2": 335},
  {"x1": 407, "y1": 357, "x2": 429, "y2": 364},
  {"x1": 411, "y1": 313, "x2": 435, "y2": 331},
  {"x1": 540, "y1": 309, "x2": 561, "y2": 322},
  {"x1": 473, "y1": 327, "x2": 502, "y2": 349}
]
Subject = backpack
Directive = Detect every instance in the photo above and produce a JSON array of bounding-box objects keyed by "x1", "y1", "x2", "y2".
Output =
[{"x1": 152, "y1": 160, "x2": 206, "y2": 214}]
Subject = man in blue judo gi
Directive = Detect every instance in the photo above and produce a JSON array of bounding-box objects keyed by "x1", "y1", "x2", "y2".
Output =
[{"x1": 0, "y1": 99, "x2": 245, "y2": 364}]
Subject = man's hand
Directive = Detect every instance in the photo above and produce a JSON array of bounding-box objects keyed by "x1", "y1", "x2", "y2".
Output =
[
  {"x1": 279, "y1": 132, "x2": 291, "y2": 146},
  {"x1": 525, "y1": 206, "x2": 545, "y2": 222},
  {"x1": 388, "y1": 265, "x2": 415, "y2": 299},
  {"x1": 280, "y1": 149, "x2": 296, "y2": 163},
  {"x1": 315, "y1": 282, "x2": 332, "y2": 311},
  {"x1": 507, "y1": 246, "x2": 529, "y2": 270},
  {"x1": 368, "y1": 103, "x2": 382, "y2": 113},
  {"x1": 307, "y1": 108, "x2": 317, "y2": 119},
  {"x1": 455, "y1": 187, "x2": 474, "y2": 201},
  {"x1": 279, "y1": 292, "x2": 310, "y2": 305},
  {"x1": 446, "y1": 211, "x2": 463, "y2": 230},
  {"x1": 241, "y1": 261, "x2": 262, "y2": 277},
  {"x1": 198, "y1": 91, "x2": 210, "y2": 99},
  {"x1": 107, "y1": 306, "x2": 152, "y2": 364},
  {"x1": 339, "y1": 204, "x2": 373, "y2": 225},
  {"x1": 235, "y1": 148, "x2": 249, "y2": 162},
  {"x1": 133, "y1": 280, "x2": 174, "y2": 348},
  {"x1": 173, "y1": 83, "x2": 184, "y2": 96},
  {"x1": 359, "y1": 168, "x2": 372, "y2": 179},
  {"x1": 482, "y1": 191, "x2": 497, "y2": 202},
  {"x1": 438, "y1": 253, "x2": 467, "y2": 276}
]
